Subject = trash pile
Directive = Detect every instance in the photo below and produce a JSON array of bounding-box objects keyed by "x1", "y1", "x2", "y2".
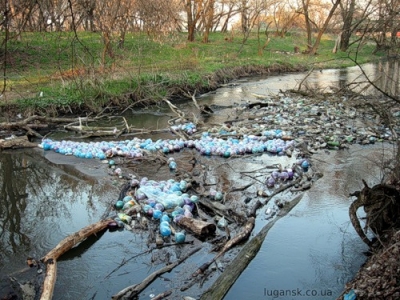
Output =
[
  {"x1": 39, "y1": 128, "x2": 296, "y2": 159},
  {"x1": 105, "y1": 158, "x2": 307, "y2": 241},
  {"x1": 204, "y1": 95, "x2": 397, "y2": 152},
  {"x1": 109, "y1": 176, "x2": 200, "y2": 242}
]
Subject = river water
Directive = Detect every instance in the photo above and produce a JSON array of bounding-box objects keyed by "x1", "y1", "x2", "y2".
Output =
[{"x1": 0, "y1": 60, "x2": 398, "y2": 299}]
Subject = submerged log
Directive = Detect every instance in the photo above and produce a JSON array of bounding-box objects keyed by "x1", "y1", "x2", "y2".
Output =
[
  {"x1": 201, "y1": 194, "x2": 303, "y2": 299},
  {"x1": 40, "y1": 219, "x2": 111, "y2": 300},
  {"x1": 192, "y1": 217, "x2": 255, "y2": 277},
  {"x1": 178, "y1": 217, "x2": 216, "y2": 237},
  {"x1": 112, "y1": 246, "x2": 201, "y2": 300}
]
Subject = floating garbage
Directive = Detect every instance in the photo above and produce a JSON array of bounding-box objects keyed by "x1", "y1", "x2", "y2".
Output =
[
  {"x1": 118, "y1": 213, "x2": 132, "y2": 224},
  {"x1": 152, "y1": 209, "x2": 162, "y2": 219},
  {"x1": 214, "y1": 191, "x2": 223, "y2": 201},
  {"x1": 115, "y1": 200, "x2": 124, "y2": 210},
  {"x1": 160, "y1": 220, "x2": 171, "y2": 237},
  {"x1": 344, "y1": 290, "x2": 356, "y2": 300},
  {"x1": 161, "y1": 214, "x2": 171, "y2": 223},
  {"x1": 301, "y1": 160, "x2": 310, "y2": 171},
  {"x1": 266, "y1": 177, "x2": 275, "y2": 188},
  {"x1": 175, "y1": 231, "x2": 186, "y2": 243},
  {"x1": 170, "y1": 122, "x2": 197, "y2": 135},
  {"x1": 217, "y1": 216, "x2": 227, "y2": 228},
  {"x1": 39, "y1": 130, "x2": 296, "y2": 161},
  {"x1": 168, "y1": 157, "x2": 177, "y2": 170},
  {"x1": 107, "y1": 221, "x2": 119, "y2": 231}
]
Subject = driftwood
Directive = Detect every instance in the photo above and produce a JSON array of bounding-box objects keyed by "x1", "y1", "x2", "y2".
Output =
[
  {"x1": 0, "y1": 135, "x2": 37, "y2": 149},
  {"x1": 199, "y1": 198, "x2": 243, "y2": 224},
  {"x1": 112, "y1": 246, "x2": 201, "y2": 300},
  {"x1": 349, "y1": 180, "x2": 400, "y2": 247},
  {"x1": 104, "y1": 241, "x2": 194, "y2": 280},
  {"x1": 163, "y1": 98, "x2": 187, "y2": 124},
  {"x1": 151, "y1": 290, "x2": 172, "y2": 300},
  {"x1": 40, "y1": 219, "x2": 111, "y2": 300},
  {"x1": 177, "y1": 217, "x2": 216, "y2": 237},
  {"x1": 192, "y1": 217, "x2": 255, "y2": 277},
  {"x1": 201, "y1": 194, "x2": 303, "y2": 299},
  {"x1": 0, "y1": 115, "x2": 92, "y2": 137},
  {"x1": 64, "y1": 116, "x2": 130, "y2": 138},
  {"x1": 248, "y1": 200, "x2": 263, "y2": 217}
]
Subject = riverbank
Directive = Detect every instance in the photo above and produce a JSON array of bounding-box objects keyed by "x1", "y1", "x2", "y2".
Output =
[
  {"x1": 0, "y1": 32, "x2": 382, "y2": 117},
  {"x1": 338, "y1": 228, "x2": 400, "y2": 299}
]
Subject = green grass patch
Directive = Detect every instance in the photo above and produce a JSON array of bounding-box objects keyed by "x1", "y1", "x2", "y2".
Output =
[{"x1": 0, "y1": 30, "x2": 384, "y2": 113}]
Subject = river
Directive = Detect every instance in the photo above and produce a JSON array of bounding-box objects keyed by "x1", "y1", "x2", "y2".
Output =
[{"x1": 0, "y1": 60, "x2": 398, "y2": 300}]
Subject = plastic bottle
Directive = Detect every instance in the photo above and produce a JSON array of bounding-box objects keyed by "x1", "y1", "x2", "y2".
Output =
[
  {"x1": 214, "y1": 192, "x2": 223, "y2": 201},
  {"x1": 344, "y1": 290, "x2": 356, "y2": 300},
  {"x1": 175, "y1": 231, "x2": 186, "y2": 243},
  {"x1": 160, "y1": 222, "x2": 171, "y2": 237},
  {"x1": 115, "y1": 200, "x2": 124, "y2": 210},
  {"x1": 152, "y1": 209, "x2": 162, "y2": 220}
]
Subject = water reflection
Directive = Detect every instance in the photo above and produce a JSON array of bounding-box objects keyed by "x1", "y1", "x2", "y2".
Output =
[
  {"x1": 375, "y1": 59, "x2": 399, "y2": 97},
  {"x1": 0, "y1": 150, "x2": 114, "y2": 276},
  {"x1": 0, "y1": 152, "x2": 39, "y2": 259},
  {"x1": 194, "y1": 60, "x2": 399, "y2": 107}
]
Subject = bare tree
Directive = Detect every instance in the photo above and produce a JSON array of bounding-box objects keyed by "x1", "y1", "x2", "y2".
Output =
[
  {"x1": 271, "y1": 0, "x2": 301, "y2": 37},
  {"x1": 135, "y1": 0, "x2": 182, "y2": 38},
  {"x1": 337, "y1": 0, "x2": 374, "y2": 51},
  {"x1": 213, "y1": 0, "x2": 241, "y2": 33},
  {"x1": 237, "y1": 0, "x2": 273, "y2": 51},
  {"x1": 309, "y1": 0, "x2": 340, "y2": 55},
  {"x1": 370, "y1": 0, "x2": 400, "y2": 56},
  {"x1": 76, "y1": 0, "x2": 97, "y2": 31},
  {"x1": 185, "y1": 0, "x2": 204, "y2": 41},
  {"x1": 299, "y1": 0, "x2": 341, "y2": 55}
]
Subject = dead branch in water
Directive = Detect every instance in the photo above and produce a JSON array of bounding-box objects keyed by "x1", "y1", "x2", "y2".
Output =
[
  {"x1": 112, "y1": 246, "x2": 201, "y2": 300},
  {"x1": 192, "y1": 217, "x2": 255, "y2": 277}
]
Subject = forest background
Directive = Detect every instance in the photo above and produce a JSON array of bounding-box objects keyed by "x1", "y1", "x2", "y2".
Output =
[{"x1": 0, "y1": 0, "x2": 398, "y2": 116}]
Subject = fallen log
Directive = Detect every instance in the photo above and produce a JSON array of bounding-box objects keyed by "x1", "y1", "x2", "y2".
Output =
[
  {"x1": 200, "y1": 194, "x2": 303, "y2": 300},
  {"x1": 112, "y1": 246, "x2": 201, "y2": 300},
  {"x1": 40, "y1": 219, "x2": 111, "y2": 300},
  {"x1": 0, "y1": 135, "x2": 37, "y2": 149},
  {"x1": 192, "y1": 217, "x2": 255, "y2": 277},
  {"x1": 177, "y1": 217, "x2": 216, "y2": 237}
]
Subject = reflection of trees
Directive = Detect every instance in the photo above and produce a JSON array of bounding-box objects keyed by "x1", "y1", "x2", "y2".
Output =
[
  {"x1": 0, "y1": 152, "x2": 31, "y2": 259},
  {"x1": 0, "y1": 148, "x2": 110, "y2": 271},
  {"x1": 0, "y1": 151, "x2": 75, "y2": 262},
  {"x1": 376, "y1": 60, "x2": 400, "y2": 98}
]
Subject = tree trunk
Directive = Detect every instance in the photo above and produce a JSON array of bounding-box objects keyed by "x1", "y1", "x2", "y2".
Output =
[
  {"x1": 309, "y1": 0, "x2": 341, "y2": 55},
  {"x1": 186, "y1": 0, "x2": 195, "y2": 41},
  {"x1": 240, "y1": 0, "x2": 248, "y2": 34},
  {"x1": 302, "y1": 0, "x2": 312, "y2": 51},
  {"x1": 202, "y1": 0, "x2": 215, "y2": 43},
  {"x1": 339, "y1": 0, "x2": 355, "y2": 51}
]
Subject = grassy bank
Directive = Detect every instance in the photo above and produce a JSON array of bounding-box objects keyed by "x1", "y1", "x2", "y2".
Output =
[{"x1": 0, "y1": 31, "x2": 382, "y2": 115}]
